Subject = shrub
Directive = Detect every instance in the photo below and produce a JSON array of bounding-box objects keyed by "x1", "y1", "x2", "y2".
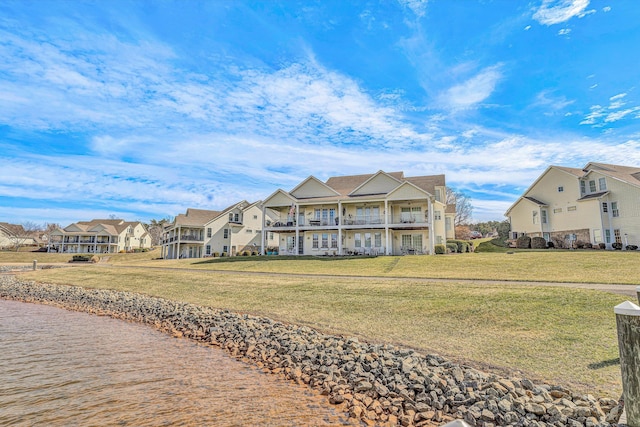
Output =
[
  {"x1": 221, "y1": 252, "x2": 227, "y2": 257},
  {"x1": 251, "y1": 251, "x2": 258, "y2": 256},
  {"x1": 583, "y1": 242, "x2": 593, "y2": 249},
  {"x1": 448, "y1": 239, "x2": 472, "y2": 253},
  {"x1": 516, "y1": 235, "x2": 531, "y2": 249},
  {"x1": 242, "y1": 251, "x2": 250, "y2": 256},
  {"x1": 434, "y1": 244, "x2": 446, "y2": 254},
  {"x1": 213, "y1": 252, "x2": 219, "y2": 257},
  {"x1": 599, "y1": 243, "x2": 606, "y2": 250},
  {"x1": 612, "y1": 242, "x2": 623, "y2": 250},
  {"x1": 626, "y1": 245, "x2": 638, "y2": 251},
  {"x1": 72, "y1": 255, "x2": 91, "y2": 262},
  {"x1": 90, "y1": 255, "x2": 100, "y2": 263},
  {"x1": 531, "y1": 237, "x2": 547, "y2": 249},
  {"x1": 547, "y1": 241, "x2": 555, "y2": 249},
  {"x1": 446, "y1": 242, "x2": 458, "y2": 253}
]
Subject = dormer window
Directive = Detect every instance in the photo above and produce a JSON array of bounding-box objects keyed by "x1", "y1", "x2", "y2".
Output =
[
  {"x1": 599, "y1": 177, "x2": 607, "y2": 191},
  {"x1": 589, "y1": 180, "x2": 596, "y2": 192}
]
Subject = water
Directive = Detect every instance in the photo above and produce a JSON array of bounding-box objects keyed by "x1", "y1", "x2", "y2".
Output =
[{"x1": 0, "y1": 299, "x2": 355, "y2": 426}]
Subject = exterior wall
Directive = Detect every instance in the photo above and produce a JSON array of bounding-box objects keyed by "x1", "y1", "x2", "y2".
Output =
[{"x1": 592, "y1": 172, "x2": 640, "y2": 247}]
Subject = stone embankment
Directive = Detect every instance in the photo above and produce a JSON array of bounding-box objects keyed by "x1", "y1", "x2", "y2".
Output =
[{"x1": 0, "y1": 276, "x2": 623, "y2": 427}]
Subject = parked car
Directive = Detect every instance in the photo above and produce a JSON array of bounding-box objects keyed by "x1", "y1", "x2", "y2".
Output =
[{"x1": 469, "y1": 231, "x2": 483, "y2": 239}]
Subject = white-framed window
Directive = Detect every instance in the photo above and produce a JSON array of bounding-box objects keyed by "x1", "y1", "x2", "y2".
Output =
[
  {"x1": 602, "y1": 202, "x2": 608, "y2": 213},
  {"x1": 580, "y1": 181, "x2": 586, "y2": 195},
  {"x1": 445, "y1": 217, "x2": 452, "y2": 231},
  {"x1": 558, "y1": 186, "x2": 564, "y2": 192},
  {"x1": 253, "y1": 215, "x2": 258, "y2": 220},
  {"x1": 553, "y1": 208, "x2": 562, "y2": 213},
  {"x1": 223, "y1": 245, "x2": 228, "y2": 253},
  {"x1": 312, "y1": 234, "x2": 319, "y2": 249},
  {"x1": 532, "y1": 211, "x2": 538, "y2": 224},
  {"x1": 612, "y1": 202, "x2": 619, "y2": 217},
  {"x1": 567, "y1": 206, "x2": 577, "y2": 212},
  {"x1": 268, "y1": 232, "x2": 274, "y2": 240},
  {"x1": 223, "y1": 229, "x2": 229, "y2": 238},
  {"x1": 434, "y1": 211, "x2": 442, "y2": 220},
  {"x1": 321, "y1": 233, "x2": 329, "y2": 248},
  {"x1": 364, "y1": 233, "x2": 372, "y2": 248},
  {"x1": 354, "y1": 233, "x2": 362, "y2": 248},
  {"x1": 374, "y1": 233, "x2": 382, "y2": 248},
  {"x1": 207, "y1": 228, "x2": 212, "y2": 238},
  {"x1": 401, "y1": 234, "x2": 412, "y2": 248},
  {"x1": 435, "y1": 188, "x2": 442, "y2": 202},
  {"x1": 599, "y1": 177, "x2": 607, "y2": 191},
  {"x1": 589, "y1": 180, "x2": 597, "y2": 192},
  {"x1": 206, "y1": 245, "x2": 211, "y2": 255},
  {"x1": 605, "y1": 229, "x2": 611, "y2": 243},
  {"x1": 331, "y1": 234, "x2": 338, "y2": 248},
  {"x1": 246, "y1": 229, "x2": 252, "y2": 233},
  {"x1": 541, "y1": 209, "x2": 548, "y2": 224}
]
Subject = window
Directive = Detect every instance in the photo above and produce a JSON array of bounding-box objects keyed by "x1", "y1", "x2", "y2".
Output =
[
  {"x1": 532, "y1": 211, "x2": 538, "y2": 224},
  {"x1": 602, "y1": 202, "x2": 608, "y2": 213},
  {"x1": 206, "y1": 245, "x2": 211, "y2": 255},
  {"x1": 553, "y1": 208, "x2": 562, "y2": 213},
  {"x1": 558, "y1": 186, "x2": 564, "y2": 192},
  {"x1": 223, "y1": 229, "x2": 229, "y2": 238},
  {"x1": 614, "y1": 229, "x2": 622, "y2": 244},
  {"x1": 207, "y1": 228, "x2": 212, "y2": 238},
  {"x1": 321, "y1": 233, "x2": 329, "y2": 248},
  {"x1": 589, "y1": 180, "x2": 596, "y2": 192},
  {"x1": 599, "y1": 177, "x2": 607, "y2": 191},
  {"x1": 331, "y1": 234, "x2": 338, "y2": 248},
  {"x1": 434, "y1": 211, "x2": 442, "y2": 221},
  {"x1": 312, "y1": 234, "x2": 319, "y2": 249},
  {"x1": 580, "y1": 181, "x2": 586, "y2": 195},
  {"x1": 246, "y1": 229, "x2": 252, "y2": 233},
  {"x1": 374, "y1": 233, "x2": 382, "y2": 248},
  {"x1": 436, "y1": 236, "x2": 443, "y2": 244},
  {"x1": 354, "y1": 233, "x2": 362, "y2": 248},
  {"x1": 435, "y1": 188, "x2": 442, "y2": 202},
  {"x1": 253, "y1": 215, "x2": 258, "y2": 220},
  {"x1": 612, "y1": 202, "x2": 619, "y2": 217},
  {"x1": 567, "y1": 206, "x2": 577, "y2": 212},
  {"x1": 445, "y1": 217, "x2": 452, "y2": 231},
  {"x1": 541, "y1": 209, "x2": 548, "y2": 224},
  {"x1": 268, "y1": 232, "x2": 274, "y2": 240},
  {"x1": 223, "y1": 245, "x2": 228, "y2": 253},
  {"x1": 605, "y1": 229, "x2": 611, "y2": 244},
  {"x1": 401, "y1": 235, "x2": 412, "y2": 249},
  {"x1": 364, "y1": 233, "x2": 372, "y2": 248}
]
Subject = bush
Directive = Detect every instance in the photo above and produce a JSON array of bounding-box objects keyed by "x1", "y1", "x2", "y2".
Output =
[
  {"x1": 516, "y1": 235, "x2": 531, "y2": 249},
  {"x1": 446, "y1": 242, "x2": 458, "y2": 253},
  {"x1": 547, "y1": 241, "x2": 555, "y2": 249},
  {"x1": 531, "y1": 237, "x2": 547, "y2": 249},
  {"x1": 447, "y1": 239, "x2": 472, "y2": 253},
  {"x1": 434, "y1": 244, "x2": 446, "y2": 254},
  {"x1": 242, "y1": 251, "x2": 250, "y2": 256},
  {"x1": 90, "y1": 255, "x2": 100, "y2": 263},
  {"x1": 221, "y1": 252, "x2": 227, "y2": 257},
  {"x1": 583, "y1": 242, "x2": 592, "y2": 249},
  {"x1": 599, "y1": 243, "x2": 606, "y2": 250},
  {"x1": 71, "y1": 255, "x2": 91, "y2": 262},
  {"x1": 612, "y1": 242, "x2": 623, "y2": 250},
  {"x1": 626, "y1": 245, "x2": 638, "y2": 251},
  {"x1": 213, "y1": 252, "x2": 219, "y2": 257}
]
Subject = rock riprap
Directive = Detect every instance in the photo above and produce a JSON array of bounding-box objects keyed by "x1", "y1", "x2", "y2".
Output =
[{"x1": 0, "y1": 276, "x2": 622, "y2": 427}]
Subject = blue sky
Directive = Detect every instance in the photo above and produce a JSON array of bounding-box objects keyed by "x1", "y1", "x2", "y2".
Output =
[{"x1": 1, "y1": 0, "x2": 639, "y2": 226}]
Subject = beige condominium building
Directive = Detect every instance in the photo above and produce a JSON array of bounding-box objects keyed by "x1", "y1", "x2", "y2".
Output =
[
  {"x1": 162, "y1": 202, "x2": 279, "y2": 259},
  {"x1": 49, "y1": 219, "x2": 151, "y2": 253},
  {"x1": 260, "y1": 170, "x2": 455, "y2": 256},
  {"x1": 505, "y1": 162, "x2": 640, "y2": 249}
]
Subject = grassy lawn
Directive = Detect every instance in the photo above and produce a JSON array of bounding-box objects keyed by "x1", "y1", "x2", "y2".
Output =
[{"x1": 15, "y1": 259, "x2": 629, "y2": 398}]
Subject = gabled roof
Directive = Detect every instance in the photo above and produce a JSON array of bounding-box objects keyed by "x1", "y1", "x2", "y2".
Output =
[
  {"x1": 290, "y1": 176, "x2": 341, "y2": 199},
  {"x1": 583, "y1": 162, "x2": 640, "y2": 189},
  {"x1": 59, "y1": 219, "x2": 145, "y2": 236},
  {"x1": 349, "y1": 171, "x2": 403, "y2": 196},
  {"x1": 325, "y1": 171, "x2": 405, "y2": 196},
  {"x1": 173, "y1": 209, "x2": 221, "y2": 227}
]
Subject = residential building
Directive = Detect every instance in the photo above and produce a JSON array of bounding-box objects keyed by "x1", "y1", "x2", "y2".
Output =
[
  {"x1": 0, "y1": 222, "x2": 36, "y2": 249},
  {"x1": 162, "y1": 203, "x2": 279, "y2": 259},
  {"x1": 48, "y1": 219, "x2": 151, "y2": 253},
  {"x1": 505, "y1": 162, "x2": 640, "y2": 248},
  {"x1": 261, "y1": 170, "x2": 455, "y2": 256},
  {"x1": 162, "y1": 209, "x2": 220, "y2": 259},
  {"x1": 203, "y1": 200, "x2": 279, "y2": 257}
]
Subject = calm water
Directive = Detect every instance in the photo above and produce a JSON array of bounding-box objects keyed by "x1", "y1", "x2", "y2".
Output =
[{"x1": 0, "y1": 299, "x2": 355, "y2": 426}]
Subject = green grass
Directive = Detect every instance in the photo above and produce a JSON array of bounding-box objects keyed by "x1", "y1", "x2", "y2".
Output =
[{"x1": 17, "y1": 263, "x2": 629, "y2": 398}]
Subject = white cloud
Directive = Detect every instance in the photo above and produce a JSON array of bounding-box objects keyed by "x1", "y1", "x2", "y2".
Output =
[
  {"x1": 439, "y1": 65, "x2": 503, "y2": 109},
  {"x1": 581, "y1": 92, "x2": 640, "y2": 126},
  {"x1": 397, "y1": 0, "x2": 428, "y2": 18},
  {"x1": 533, "y1": 90, "x2": 575, "y2": 110},
  {"x1": 558, "y1": 28, "x2": 571, "y2": 35},
  {"x1": 610, "y1": 93, "x2": 627, "y2": 101},
  {"x1": 603, "y1": 6, "x2": 611, "y2": 12},
  {"x1": 532, "y1": 0, "x2": 590, "y2": 25},
  {"x1": 524, "y1": 25, "x2": 532, "y2": 31}
]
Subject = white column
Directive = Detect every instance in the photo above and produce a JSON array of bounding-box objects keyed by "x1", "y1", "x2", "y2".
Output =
[
  {"x1": 261, "y1": 205, "x2": 266, "y2": 255},
  {"x1": 427, "y1": 196, "x2": 435, "y2": 255},
  {"x1": 338, "y1": 201, "x2": 342, "y2": 255},
  {"x1": 384, "y1": 199, "x2": 390, "y2": 255}
]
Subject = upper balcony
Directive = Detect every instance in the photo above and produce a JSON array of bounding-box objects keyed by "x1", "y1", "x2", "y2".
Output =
[{"x1": 266, "y1": 213, "x2": 428, "y2": 231}]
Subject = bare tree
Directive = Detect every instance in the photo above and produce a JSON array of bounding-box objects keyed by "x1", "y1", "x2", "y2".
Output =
[
  {"x1": 146, "y1": 218, "x2": 170, "y2": 246},
  {"x1": 446, "y1": 186, "x2": 473, "y2": 226},
  {"x1": 3, "y1": 222, "x2": 41, "y2": 251}
]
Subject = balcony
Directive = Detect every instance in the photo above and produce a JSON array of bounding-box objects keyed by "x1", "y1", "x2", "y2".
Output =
[{"x1": 179, "y1": 234, "x2": 204, "y2": 242}]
